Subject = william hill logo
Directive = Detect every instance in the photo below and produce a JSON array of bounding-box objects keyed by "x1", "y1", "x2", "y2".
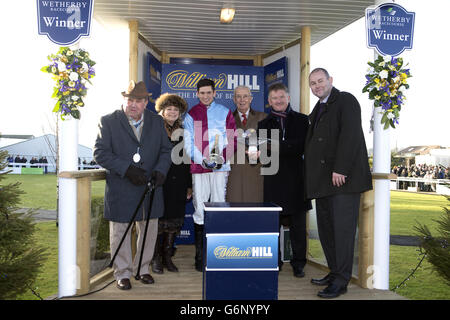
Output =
[{"x1": 214, "y1": 246, "x2": 273, "y2": 259}]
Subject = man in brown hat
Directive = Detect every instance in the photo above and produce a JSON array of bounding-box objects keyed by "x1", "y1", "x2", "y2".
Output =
[{"x1": 94, "y1": 80, "x2": 173, "y2": 290}]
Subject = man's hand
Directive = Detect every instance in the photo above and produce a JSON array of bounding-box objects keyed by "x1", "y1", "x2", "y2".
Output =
[
  {"x1": 151, "y1": 171, "x2": 166, "y2": 187},
  {"x1": 125, "y1": 165, "x2": 147, "y2": 186},
  {"x1": 332, "y1": 172, "x2": 347, "y2": 187}
]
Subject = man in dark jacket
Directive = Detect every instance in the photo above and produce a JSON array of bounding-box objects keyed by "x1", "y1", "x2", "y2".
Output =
[
  {"x1": 258, "y1": 83, "x2": 311, "y2": 278},
  {"x1": 305, "y1": 68, "x2": 372, "y2": 298},
  {"x1": 94, "y1": 81, "x2": 172, "y2": 290}
]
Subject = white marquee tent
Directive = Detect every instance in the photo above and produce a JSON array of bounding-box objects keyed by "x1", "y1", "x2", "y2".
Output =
[{"x1": 0, "y1": 134, "x2": 94, "y2": 172}]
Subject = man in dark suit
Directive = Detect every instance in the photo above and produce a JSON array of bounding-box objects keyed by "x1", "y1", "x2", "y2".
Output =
[
  {"x1": 258, "y1": 83, "x2": 311, "y2": 278},
  {"x1": 305, "y1": 68, "x2": 372, "y2": 298},
  {"x1": 94, "y1": 81, "x2": 172, "y2": 290}
]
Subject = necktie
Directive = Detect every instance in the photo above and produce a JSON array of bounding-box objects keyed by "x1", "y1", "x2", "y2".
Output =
[
  {"x1": 242, "y1": 113, "x2": 247, "y2": 126},
  {"x1": 315, "y1": 103, "x2": 326, "y2": 128}
]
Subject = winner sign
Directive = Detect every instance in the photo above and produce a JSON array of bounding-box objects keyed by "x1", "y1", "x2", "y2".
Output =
[
  {"x1": 366, "y1": 3, "x2": 415, "y2": 57},
  {"x1": 37, "y1": 0, "x2": 94, "y2": 45}
]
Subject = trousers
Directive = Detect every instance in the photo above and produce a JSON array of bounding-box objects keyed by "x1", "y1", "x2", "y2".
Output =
[
  {"x1": 109, "y1": 218, "x2": 158, "y2": 280},
  {"x1": 315, "y1": 193, "x2": 360, "y2": 286},
  {"x1": 192, "y1": 171, "x2": 228, "y2": 225}
]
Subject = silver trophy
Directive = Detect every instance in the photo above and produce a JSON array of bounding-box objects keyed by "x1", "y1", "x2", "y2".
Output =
[{"x1": 203, "y1": 134, "x2": 224, "y2": 169}]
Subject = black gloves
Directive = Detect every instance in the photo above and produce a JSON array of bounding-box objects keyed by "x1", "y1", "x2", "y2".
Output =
[
  {"x1": 151, "y1": 171, "x2": 166, "y2": 187},
  {"x1": 125, "y1": 165, "x2": 147, "y2": 186}
]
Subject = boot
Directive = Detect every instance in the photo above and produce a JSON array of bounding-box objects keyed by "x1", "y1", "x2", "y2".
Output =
[
  {"x1": 151, "y1": 234, "x2": 164, "y2": 274},
  {"x1": 162, "y1": 232, "x2": 179, "y2": 272},
  {"x1": 194, "y1": 223, "x2": 204, "y2": 272}
]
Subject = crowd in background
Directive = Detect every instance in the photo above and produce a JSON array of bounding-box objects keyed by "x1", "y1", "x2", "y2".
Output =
[{"x1": 391, "y1": 164, "x2": 450, "y2": 191}]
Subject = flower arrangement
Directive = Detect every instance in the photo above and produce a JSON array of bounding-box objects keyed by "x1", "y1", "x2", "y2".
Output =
[
  {"x1": 363, "y1": 55, "x2": 411, "y2": 129},
  {"x1": 41, "y1": 47, "x2": 96, "y2": 120}
]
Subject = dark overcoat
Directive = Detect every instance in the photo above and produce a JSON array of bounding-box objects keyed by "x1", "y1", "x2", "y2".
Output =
[
  {"x1": 226, "y1": 108, "x2": 267, "y2": 203},
  {"x1": 304, "y1": 87, "x2": 372, "y2": 199},
  {"x1": 257, "y1": 107, "x2": 312, "y2": 215},
  {"x1": 93, "y1": 108, "x2": 173, "y2": 223},
  {"x1": 162, "y1": 134, "x2": 192, "y2": 219}
]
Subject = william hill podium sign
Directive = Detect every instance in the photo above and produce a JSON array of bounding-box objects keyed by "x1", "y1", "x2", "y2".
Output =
[{"x1": 37, "y1": 0, "x2": 94, "y2": 45}]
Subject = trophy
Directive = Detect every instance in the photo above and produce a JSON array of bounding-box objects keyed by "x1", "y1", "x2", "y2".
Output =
[{"x1": 203, "y1": 134, "x2": 224, "y2": 169}]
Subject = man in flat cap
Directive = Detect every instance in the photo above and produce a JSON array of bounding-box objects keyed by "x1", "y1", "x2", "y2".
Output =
[{"x1": 94, "y1": 81, "x2": 173, "y2": 290}]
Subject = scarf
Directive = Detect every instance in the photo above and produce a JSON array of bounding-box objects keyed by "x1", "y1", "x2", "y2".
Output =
[{"x1": 270, "y1": 104, "x2": 291, "y2": 139}]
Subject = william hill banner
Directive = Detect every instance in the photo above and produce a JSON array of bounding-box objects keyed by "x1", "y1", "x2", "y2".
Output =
[
  {"x1": 206, "y1": 233, "x2": 278, "y2": 271},
  {"x1": 161, "y1": 64, "x2": 264, "y2": 112}
]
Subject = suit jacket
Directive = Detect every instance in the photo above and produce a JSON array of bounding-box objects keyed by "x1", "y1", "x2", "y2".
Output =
[
  {"x1": 226, "y1": 108, "x2": 267, "y2": 202},
  {"x1": 304, "y1": 87, "x2": 372, "y2": 199},
  {"x1": 93, "y1": 108, "x2": 173, "y2": 222},
  {"x1": 257, "y1": 107, "x2": 312, "y2": 215}
]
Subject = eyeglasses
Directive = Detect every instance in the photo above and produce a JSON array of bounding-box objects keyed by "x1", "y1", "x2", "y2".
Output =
[{"x1": 235, "y1": 95, "x2": 251, "y2": 100}]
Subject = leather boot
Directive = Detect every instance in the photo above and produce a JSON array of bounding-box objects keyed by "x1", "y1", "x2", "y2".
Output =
[
  {"x1": 194, "y1": 223, "x2": 204, "y2": 272},
  {"x1": 151, "y1": 233, "x2": 164, "y2": 274},
  {"x1": 162, "y1": 232, "x2": 179, "y2": 272}
]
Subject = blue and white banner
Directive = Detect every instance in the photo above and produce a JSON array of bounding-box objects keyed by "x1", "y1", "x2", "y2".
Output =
[
  {"x1": 264, "y1": 57, "x2": 288, "y2": 112},
  {"x1": 145, "y1": 52, "x2": 162, "y2": 113},
  {"x1": 37, "y1": 0, "x2": 94, "y2": 46},
  {"x1": 366, "y1": 3, "x2": 415, "y2": 57},
  {"x1": 161, "y1": 64, "x2": 264, "y2": 112},
  {"x1": 206, "y1": 233, "x2": 278, "y2": 271}
]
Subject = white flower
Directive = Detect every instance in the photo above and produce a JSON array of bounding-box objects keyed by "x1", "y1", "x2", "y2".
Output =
[
  {"x1": 383, "y1": 55, "x2": 392, "y2": 63},
  {"x1": 398, "y1": 86, "x2": 407, "y2": 94},
  {"x1": 57, "y1": 61, "x2": 67, "y2": 72},
  {"x1": 379, "y1": 70, "x2": 389, "y2": 79},
  {"x1": 80, "y1": 62, "x2": 89, "y2": 73},
  {"x1": 71, "y1": 95, "x2": 80, "y2": 101},
  {"x1": 378, "y1": 61, "x2": 385, "y2": 67},
  {"x1": 387, "y1": 112, "x2": 395, "y2": 120},
  {"x1": 69, "y1": 72, "x2": 79, "y2": 81}
]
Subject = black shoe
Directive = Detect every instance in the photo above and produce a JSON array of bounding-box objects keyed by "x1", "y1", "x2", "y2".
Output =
[
  {"x1": 317, "y1": 283, "x2": 347, "y2": 299},
  {"x1": 116, "y1": 278, "x2": 132, "y2": 290},
  {"x1": 139, "y1": 274, "x2": 155, "y2": 284},
  {"x1": 163, "y1": 232, "x2": 179, "y2": 272},
  {"x1": 311, "y1": 274, "x2": 332, "y2": 286},
  {"x1": 292, "y1": 266, "x2": 305, "y2": 278}
]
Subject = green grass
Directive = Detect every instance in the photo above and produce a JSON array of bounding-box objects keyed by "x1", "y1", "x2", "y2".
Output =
[
  {"x1": 15, "y1": 221, "x2": 58, "y2": 300},
  {"x1": 390, "y1": 191, "x2": 447, "y2": 236},
  {"x1": 2, "y1": 174, "x2": 105, "y2": 210}
]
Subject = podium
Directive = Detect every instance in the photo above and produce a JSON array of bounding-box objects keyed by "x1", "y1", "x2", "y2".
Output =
[{"x1": 203, "y1": 202, "x2": 281, "y2": 300}]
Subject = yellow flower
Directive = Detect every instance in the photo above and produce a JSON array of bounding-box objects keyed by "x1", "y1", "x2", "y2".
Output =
[
  {"x1": 392, "y1": 105, "x2": 398, "y2": 109},
  {"x1": 401, "y1": 73, "x2": 408, "y2": 79},
  {"x1": 68, "y1": 81, "x2": 75, "y2": 87},
  {"x1": 63, "y1": 91, "x2": 70, "y2": 96},
  {"x1": 388, "y1": 109, "x2": 393, "y2": 112},
  {"x1": 375, "y1": 95, "x2": 381, "y2": 100}
]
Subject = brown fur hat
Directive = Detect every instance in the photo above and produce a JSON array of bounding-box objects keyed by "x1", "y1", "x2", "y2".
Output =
[{"x1": 154, "y1": 93, "x2": 188, "y2": 113}]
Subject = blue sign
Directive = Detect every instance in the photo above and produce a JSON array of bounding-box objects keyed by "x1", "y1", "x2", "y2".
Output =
[
  {"x1": 145, "y1": 52, "x2": 162, "y2": 113},
  {"x1": 37, "y1": 0, "x2": 94, "y2": 46},
  {"x1": 161, "y1": 64, "x2": 264, "y2": 112},
  {"x1": 366, "y1": 3, "x2": 415, "y2": 57},
  {"x1": 264, "y1": 57, "x2": 288, "y2": 112},
  {"x1": 206, "y1": 233, "x2": 278, "y2": 271}
]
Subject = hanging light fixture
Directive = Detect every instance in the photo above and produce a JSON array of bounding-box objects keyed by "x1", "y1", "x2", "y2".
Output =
[{"x1": 220, "y1": 7, "x2": 235, "y2": 24}]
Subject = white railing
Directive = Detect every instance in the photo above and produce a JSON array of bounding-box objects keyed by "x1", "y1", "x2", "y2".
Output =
[{"x1": 390, "y1": 177, "x2": 450, "y2": 195}]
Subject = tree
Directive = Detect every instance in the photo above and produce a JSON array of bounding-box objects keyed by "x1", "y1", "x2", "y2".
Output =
[
  {"x1": 415, "y1": 190, "x2": 450, "y2": 285},
  {"x1": 0, "y1": 150, "x2": 47, "y2": 299}
]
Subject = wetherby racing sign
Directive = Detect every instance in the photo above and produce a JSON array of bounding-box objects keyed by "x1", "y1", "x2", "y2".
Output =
[
  {"x1": 37, "y1": 0, "x2": 94, "y2": 45},
  {"x1": 366, "y1": 3, "x2": 415, "y2": 56}
]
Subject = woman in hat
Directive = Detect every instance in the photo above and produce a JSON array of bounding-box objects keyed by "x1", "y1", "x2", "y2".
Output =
[{"x1": 151, "y1": 93, "x2": 192, "y2": 273}]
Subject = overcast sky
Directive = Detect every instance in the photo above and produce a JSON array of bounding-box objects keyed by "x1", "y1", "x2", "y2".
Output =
[{"x1": 0, "y1": 0, "x2": 448, "y2": 152}]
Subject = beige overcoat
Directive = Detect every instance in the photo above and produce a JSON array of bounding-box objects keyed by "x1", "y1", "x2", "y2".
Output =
[{"x1": 226, "y1": 108, "x2": 267, "y2": 203}]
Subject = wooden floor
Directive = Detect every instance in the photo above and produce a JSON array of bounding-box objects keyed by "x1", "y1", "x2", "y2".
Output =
[{"x1": 68, "y1": 245, "x2": 406, "y2": 300}]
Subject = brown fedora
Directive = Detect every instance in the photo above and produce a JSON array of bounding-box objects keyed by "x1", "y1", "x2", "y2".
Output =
[{"x1": 121, "y1": 80, "x2": 152, "y2": 99}]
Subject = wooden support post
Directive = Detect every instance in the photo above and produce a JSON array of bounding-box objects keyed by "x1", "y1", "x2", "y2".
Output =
[
  {"x1": 358, "y1": 188, "x2": 375, "y2": 288},
  {"x1": 253, "y1": 55, "x2": 263, "y2": 67},
  {"x1": 129, "y1": 20, "x2": 139, "y2": 82},
  {"x1": 76, "y1": 177, "x2": 91, "y2": 295},
  {"x1": 300, "y1": 26, "x2": 311, "y2": 115}
]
